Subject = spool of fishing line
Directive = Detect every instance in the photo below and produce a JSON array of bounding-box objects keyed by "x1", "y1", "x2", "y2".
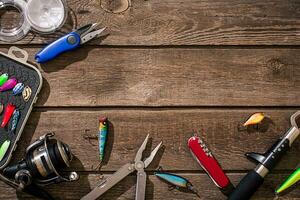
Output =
[
  {"x1": 0, "y1": 0, "x2": 67, "y2": 42},
  {"x1": 25, "y1": 0, "x2": 67, "y2": 33},
  {"x1": 0, "y1": 0, "x2": 30, "y2": 42}
]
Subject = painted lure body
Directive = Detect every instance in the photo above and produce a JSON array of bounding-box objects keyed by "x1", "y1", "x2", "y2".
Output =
[
  {"x1": 1, "y1": 104, "x2": 16, "y2": 128},
  {"x1": 10, "y1": 110, "x2": 20, "y2": 133},
  {"x1": 0, "y1": 73, "x2": 8, "y2": 86},
  {"x1": 98, "y1": 117, "x2": 108, "y2": 162},
  {"x1": 276, "y1": 168, "x2": 300, "y2": 194},
  {"x1": 0, "y1": 78, "x2": 17, "y2": 92},
  {"x1": 155, "y1": 172, "x2": 193, "y2": 189},
  {"x1": 0, "y1": 140, "x2": 10, "y2": 161},
  {"x1": 12, "y1": 83, "x2": 24, "y2": 95}
]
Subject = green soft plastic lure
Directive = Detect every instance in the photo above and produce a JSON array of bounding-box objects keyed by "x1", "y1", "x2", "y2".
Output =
[
  {"x1": 276, "y1": 167, "x2": 300, "y2": 194},
  {"x1": 0, "y1": 140, "x2": 10, "y2": 161},
  {"x1": 0, "y1": 73, "x2": 8, "y2": 86}
]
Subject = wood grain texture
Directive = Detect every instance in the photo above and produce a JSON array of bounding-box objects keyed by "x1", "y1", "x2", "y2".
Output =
[
  {"x1": 19, "y1": 47, "x2": 300, "y2": 107},
  {"x1": 10, "y1": 109, "x2": 300, "y2": 172},
  {"x1": 0, "y1": 0, "x2": 299, "y2": 45},
  {"x1": 0, "y1": 173, "x2": 299, "y2": 200}
]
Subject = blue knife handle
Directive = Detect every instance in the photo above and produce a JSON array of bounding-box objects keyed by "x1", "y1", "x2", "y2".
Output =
[{"x1": 35, "y1": 32, "x2": 81, "y2": 63}]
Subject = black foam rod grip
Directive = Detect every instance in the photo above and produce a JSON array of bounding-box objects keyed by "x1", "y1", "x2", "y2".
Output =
[{"x1": 228, "y1": 170, "x2": 264, "y2": 200}]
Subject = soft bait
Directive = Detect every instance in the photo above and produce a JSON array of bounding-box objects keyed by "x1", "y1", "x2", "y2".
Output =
[
  {"x1": 0, "y1": 140, "x2": 11, "y2": 161},
  {"x1": 1, "y1": 104, "x2": 16, "y2": 128},
  {"x1": 22, "y1": 86, "x2": 32, "y2": 102},
  {"x1": 98, "y1": 117, "x2": 108, "y2": 162},
  {"x1": 188, "y1": 134, "x2": 234, "y2": 196},
  {"x1": 0, "y1": 78, "x2": 17, "y2": 92},
  {"x1": 276, "y1": 168, "x2": 300, "y2": 194},
  {"x1": 0, "y1": 73, "x2": 8, "y2": 86},
  {"x1": 10, "y1": 109, "x2": 20, "y2": 133},
  {"x1": 243, "y1": 113, "x2": 265, "y2": 126},
  {"x1": 155, "y1": 172, "x2": 197, "y2": 193},
  {"x1": 12, "y1": 82, "x2": 25, "y2": 95}
]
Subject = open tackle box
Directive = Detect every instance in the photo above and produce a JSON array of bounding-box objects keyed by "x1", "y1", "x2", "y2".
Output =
[{"x1": 0, "y1": 47, "x2": 42, "y2": 169}]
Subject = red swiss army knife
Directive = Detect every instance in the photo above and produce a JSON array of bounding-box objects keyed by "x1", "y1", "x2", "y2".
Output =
[{"x1": 188, "y1": 134, "x2": 234, "y2": 196}]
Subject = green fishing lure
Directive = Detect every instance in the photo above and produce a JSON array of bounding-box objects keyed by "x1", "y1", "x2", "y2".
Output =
[
  {"x1": 276, "y1": 167, "x2": 300, "y2": 194},
  {"x1": 0, "y1": 73, "x2": 8, "y2": 86},
  {"x1": 0, "y1": 140, "x2": 10, "y2": 161}
]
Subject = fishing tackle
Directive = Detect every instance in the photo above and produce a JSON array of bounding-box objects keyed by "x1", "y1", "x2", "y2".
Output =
[
  {"x1": 3, "y1": 133, "x2": 78, "y2": 188},
  {"x1": 22, "y1": 86, "x2": 32, "y2": 102},
  {"x1": 243, "y1": 113, "x2": 265, "y2": 126},
  {"x1": 98, "y1": 117, "x2": 108, "y2": 162},
  {"x1": 0, "y1": 73, "x2": 9, "y2": 86},
  {"x1": 1, "y1": 104, "x2": 16, "y2": 128},
  {"x1": 12, "y1": 82, "x2": 25, "y2": 95},
  {"x1": 155, "y1": 171, "x2": 198, "y2": 194},
  {"x1": 276, "y1": 167, "x2": 300, "y2": 194},
  {"x1": 0, "y1": 78, "x2": 17, "y2": 92},
  {"x1": 0, "y1": 140, "x2": 11, "y2": 161},
  {"x1": 10, "y1": 110, "x2": 20, "y2": 133},
  {"x1": 229, "y1": 111, "x2": 300, "y2": 200},
  {"x1": 188, "y1": 134, "x2": 234, "y2": 196}
]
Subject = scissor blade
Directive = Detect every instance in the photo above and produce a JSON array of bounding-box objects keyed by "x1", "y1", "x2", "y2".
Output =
[
  {"x1": 134, "y1": 134, "x2": 150, "y2": 163},
  {"x1": 81, "y1": 163, "x2": 135, "y2": 200},
  {"x1": 143, "y1": 141, "x2": 162, "y2": 168},
  {"x1": 136, "y1": 170, "x2": 147, "y2": 200},
  {"x1": 81, "y1": 27, "x2": 106, "y2": 44}
]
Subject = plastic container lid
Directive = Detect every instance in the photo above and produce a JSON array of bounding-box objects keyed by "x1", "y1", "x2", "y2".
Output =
[
  {"x1": 25, "y1": 0, "x2": 67, "y2": 34},
  {"x1": 0, "y1": 0, "x2": 30, "y2": 42}
]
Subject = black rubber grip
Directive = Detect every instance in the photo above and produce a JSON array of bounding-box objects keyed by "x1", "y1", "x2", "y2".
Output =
[{"x1": 228, "y1": 170, "x2": 264, "y2": 200}]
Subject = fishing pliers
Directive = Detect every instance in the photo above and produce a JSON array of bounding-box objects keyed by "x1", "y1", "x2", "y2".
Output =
[
  {"x1": 35, "y1": 23, "x2": 106, "y2": 63},
  {"x1": 81, "y1": 134, "x2": 163, "y2": 200}
]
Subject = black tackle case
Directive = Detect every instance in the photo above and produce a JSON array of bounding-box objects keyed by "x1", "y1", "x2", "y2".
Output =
[{"x1": 0, "y1": 47, "x2": 42, "y2": 169}]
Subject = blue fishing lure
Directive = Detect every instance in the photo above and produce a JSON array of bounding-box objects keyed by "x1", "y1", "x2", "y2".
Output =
[
  {"x1": 12, "y1": 83, "x2": 24, "y2": 95},
  {"x1": 155, "y1": 171, "x2": 198, "y2": 195},
  {"x1": 98, "y1": 117, "x2": 108, "y2": 162},
  {"x1": 10, "y1": 110, "x2": 20, "y2": 133},
  {"x1": 155, "y1": 172, "x2": 191, "y2": 188}
]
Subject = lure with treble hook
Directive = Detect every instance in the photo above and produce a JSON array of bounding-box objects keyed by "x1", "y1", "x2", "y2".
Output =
[
  {"x1": 276, "y1": 168, "x2": 300, "y2": 194},
  {"x1": 155, "y1": 171, "x2": 199, "y2": 195},
  {"x1": 98, "y1": 117, "x2": 108, "y2": 163}
]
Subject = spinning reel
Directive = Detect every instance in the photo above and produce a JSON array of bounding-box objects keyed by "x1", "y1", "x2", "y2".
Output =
[{"x1": 3, "y1": 133, "x2": 78, "y2": 189}]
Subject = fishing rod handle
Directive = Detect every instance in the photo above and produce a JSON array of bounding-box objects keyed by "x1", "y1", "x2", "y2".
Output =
[{"x1": 228, "y1": 170, "x2": 264, "y2": 200}]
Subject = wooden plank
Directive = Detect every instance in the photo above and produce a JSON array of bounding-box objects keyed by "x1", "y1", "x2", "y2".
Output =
[
  {"x1": 11, "y1": 109, "x2": 300, "y2": 171},
  {"x1": 1, "y1": 0, "x2": 299, "y2": 45},
  {"x1": 1, "y1": 173, "x2": 299, "y2": 199},
  {"x1": 8, "y1": 47, "x2": 299, "y2": 107}
]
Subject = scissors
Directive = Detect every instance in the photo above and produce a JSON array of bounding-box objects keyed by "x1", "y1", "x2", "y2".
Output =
[
  {"x1": 35, "y1": 23, "x2": 106, "y2": 63},
  {"x1": 81, "y1": 134, "x2": 163, "y2": 200}
]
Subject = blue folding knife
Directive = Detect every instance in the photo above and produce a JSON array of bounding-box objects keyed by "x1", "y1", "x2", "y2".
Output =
[{"x1": 35, "y1": 23, "x2": 106, "y2": 63}]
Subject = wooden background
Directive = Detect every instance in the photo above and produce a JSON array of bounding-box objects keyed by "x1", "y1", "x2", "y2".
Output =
[{"x1": 0, "y1": 0, "x2": 300, "y2": 199}]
